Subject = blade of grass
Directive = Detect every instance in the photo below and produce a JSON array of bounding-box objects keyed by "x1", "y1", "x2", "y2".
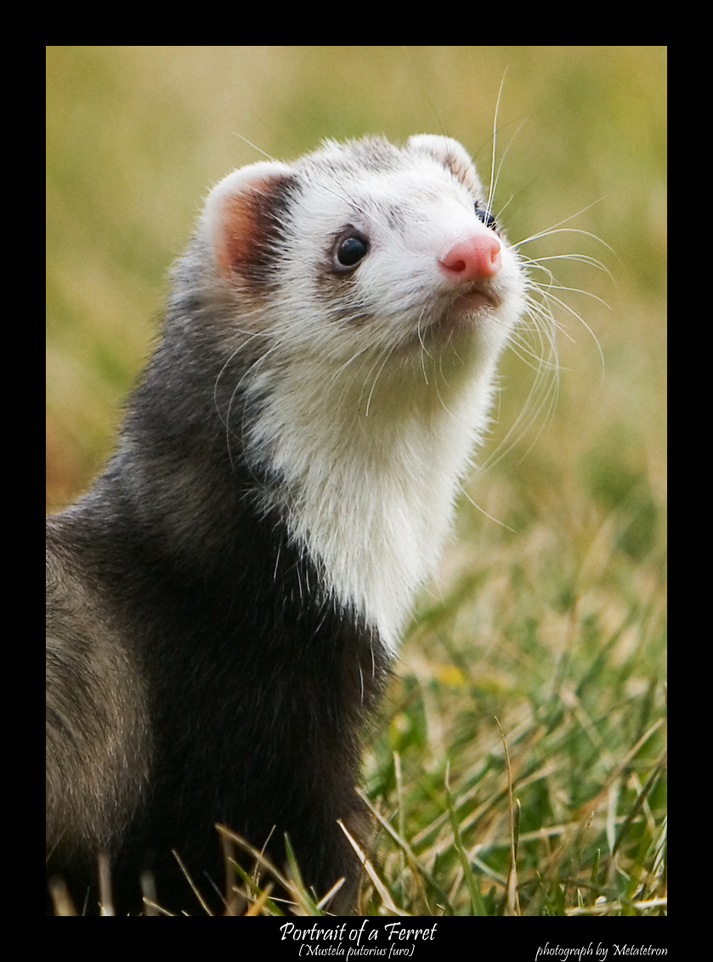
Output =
[
  {"x1": 444, "y1": 763, "x2": 487, "y2": 915},
  {"x1": 495, "y1": 717, "x2": 521, "y2": 917}
]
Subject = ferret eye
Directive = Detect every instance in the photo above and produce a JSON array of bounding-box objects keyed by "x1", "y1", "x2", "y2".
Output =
[
  {"x1": 334, "y1": 233, "x2": 369, "y2": 271},
  {"x1": 474, "y1": 204, "x2": 496, "y2": 230}
]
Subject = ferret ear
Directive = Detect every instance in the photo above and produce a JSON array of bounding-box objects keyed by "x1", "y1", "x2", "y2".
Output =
[
  {"x1": 202, "y1": 161, "x2": 295, "y2": 280},
  {"x1": 407, "y1": 135, "x2": 481, "y2": 194}
]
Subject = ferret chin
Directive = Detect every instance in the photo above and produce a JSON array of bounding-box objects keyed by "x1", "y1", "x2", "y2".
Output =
[{"x1": 46, "y1": 134, "x2": 526, "y2": 915}]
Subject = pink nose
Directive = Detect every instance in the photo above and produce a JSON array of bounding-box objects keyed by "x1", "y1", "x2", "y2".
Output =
[{"x1": 439, "y1": 234, "x2": 501, "y2": 281}]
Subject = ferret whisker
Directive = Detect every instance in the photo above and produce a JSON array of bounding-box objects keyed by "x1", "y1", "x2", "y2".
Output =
[
  {"x1": 494, "y1": 192, "x2": 515, "y2": 226},
  {"x1": 223, "y1": 338, "x2": 284, "y2": 468},
  {"x1": 522, "y1": 294, "x2": 573, "y2": 343},
  {"x1": 486, "y1": 73, "x2": 503, "y2": 215},
  {"x1": 489, "y1": 118, "x2": 529, "y2": 219},
  {"x1": 416, "y1": 308, "x2": 436, "y2": 382},
  {"x1": 508, "y1": 331, "x2": 556, "y2": 374},
  {"x1": 213, "y1": 327, "x2": 271, "y2": 411},
  {"x1": 515, "y1": 224, "x2": 615, "y2": 260},
  {"x1": 514, "y1": 194, "x2": 609, "y2": 242},
  {"x1": 486, "y1": 67, "x2": 510, "y2": 215},
  {"x1": 533, "y1": 287, "x2": 605, "y2": 372},
  {"x1": 539, "y1": 282, "x2": 611, "y2": 312},
  {"x1": 528, "y1": 251, "x2": 611, "y2": 276},
  {"x1": 458, "y1": 483, "x2": 517, "y2": 533},
  {"x1": 363, "y1": 343, "x2": 400, "y2": 418}
]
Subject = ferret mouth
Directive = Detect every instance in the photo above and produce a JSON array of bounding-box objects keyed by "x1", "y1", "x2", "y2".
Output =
[
  {"x1": 426, "y1": 285, "x2": 501, "y2": 338},
  {"x1": 451, "y1": 285, "x2": 501, "y2": 315},
  {"x1": 408, "y1": 284, "x2": 503, "y2": 350}
]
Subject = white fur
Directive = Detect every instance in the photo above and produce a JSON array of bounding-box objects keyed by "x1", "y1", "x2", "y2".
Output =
[{"x1": 205, "y1": 137, "x2": 527, "y2": 654}]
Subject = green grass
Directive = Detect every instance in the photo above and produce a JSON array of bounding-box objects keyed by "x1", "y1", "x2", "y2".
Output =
[
  {"x1": 358, "y1": 537, "x2": 666, "y2": 915},
  {"x1": 46, "y1": 46, "x2": 666, "y2": 916}
]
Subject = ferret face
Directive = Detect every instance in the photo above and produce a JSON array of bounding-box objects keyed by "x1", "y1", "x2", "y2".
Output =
[{"x1": 201, "y1": 135, "x2": 525, "y2": 374}]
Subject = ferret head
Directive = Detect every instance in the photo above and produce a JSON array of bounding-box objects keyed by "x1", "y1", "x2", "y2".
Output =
[
  {"x1": 199, "y1": 135, "x2": 525, "y2": 380},
  {"x1": 192, "y1": 137, "x2": 529, "y2": 649}
]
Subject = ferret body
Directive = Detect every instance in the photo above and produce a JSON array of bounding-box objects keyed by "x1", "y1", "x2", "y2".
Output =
[{"x1": 46, "y1": 135, "x2": 526, "y2": 914}]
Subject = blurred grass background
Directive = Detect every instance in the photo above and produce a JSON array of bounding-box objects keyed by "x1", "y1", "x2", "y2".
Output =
[{"x1": 46, "y1": 46, "x2": 666, "y2": 915}]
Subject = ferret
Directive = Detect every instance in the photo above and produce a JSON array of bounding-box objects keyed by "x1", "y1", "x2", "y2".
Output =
[{"x1": 46, "y1": 134, "x2": 527, "y2": 914}]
